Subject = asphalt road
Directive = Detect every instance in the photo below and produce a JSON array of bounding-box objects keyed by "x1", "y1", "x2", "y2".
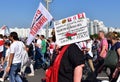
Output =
[
  {"x1": 0, "y1": 68, "x2": 45, "y2": 82},
  {"x1": 2, "y1": 68, "x2": 109, "y2": 82}
]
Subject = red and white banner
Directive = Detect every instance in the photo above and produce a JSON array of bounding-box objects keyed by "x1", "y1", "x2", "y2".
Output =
[
  {"x1": 0, "y1": 25, "x2": 7, "y2": 35},
  {"x1": 0, "y1": 38, "x2": 4, "y2": 52},
  {"x1": 27, "y1": 2, "x2": 53, "y2": 45}
]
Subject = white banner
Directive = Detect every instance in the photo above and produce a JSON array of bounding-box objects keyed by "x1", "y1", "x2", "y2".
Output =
[
  {"x1": 54, "y1": 13, "x2": 90, "y2": 46},
  {"x1": 0, "y1": 25, "x2": 7, "y2": 35},
  {"x1": 27, "y1": 2, "x2": 53, "y2": 45}
]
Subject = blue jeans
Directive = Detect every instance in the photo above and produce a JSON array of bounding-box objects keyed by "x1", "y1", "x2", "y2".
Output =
[
  {"x1": 41, "y1": 53, "x2": 46, "y2": 64},
  {"x1": 34, "y1": 47, "x2": 42, "y2": 68},
  {"x1": 9, "y1": 63, "x2": 22, "y2": 82},
  {"x1": 35, "y1": 47, "x2": 42, "y2": 60},
  {"x1": 3, "y1": 61, "x2": 7, "y2": 69}
]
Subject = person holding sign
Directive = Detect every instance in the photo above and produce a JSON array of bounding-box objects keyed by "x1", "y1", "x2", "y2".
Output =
[
  {"x1": 44, "y1": 43, "x2": 85, "y2": 82},
  {"x1": 43, "y1": 13, "x2": 89, "y2": 82}
]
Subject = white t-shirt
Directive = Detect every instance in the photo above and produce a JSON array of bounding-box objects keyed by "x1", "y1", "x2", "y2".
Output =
[
  {"x1": 6, "y1": 48, "x2": 10, "y2": 62},
  {"x1": 86, "y1": 41, "x2": 93, "y2": 57},
  {"x1": 49, "y1": 42, "x2": 55, "y2": 54},
  {"x1": 10, "y1": 41, "x2": 25, "y2": 64},
  {"x1": 37, "y1": 39, "x2": 42, "y2": 48}
]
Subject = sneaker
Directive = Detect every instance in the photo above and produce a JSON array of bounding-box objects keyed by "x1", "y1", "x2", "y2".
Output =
[
  {"x1": 0, "y1": 78, "x2": 4, "y2": 82},
  {"x1": 18, "y1": 72, "x2": 21, "y2": 75},
  {"x1": 28, "y1": 73, "x2": 34, "y2": 76},
  {"x1": 7, "y1": 77, "x2": 9, "y2": 80}
]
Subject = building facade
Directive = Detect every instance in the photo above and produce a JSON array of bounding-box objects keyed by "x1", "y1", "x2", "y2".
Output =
[
  {"x1": 10, "y1": 28, "x2": 53, "y2": 38},
  {"x1": 0, "y1": 19, "x2": 120, "y2": 37}
]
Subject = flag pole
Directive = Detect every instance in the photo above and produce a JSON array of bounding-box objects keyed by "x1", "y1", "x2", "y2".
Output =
[{"x1": 45, "y1": 0, "x2": 52, "y2": 39}]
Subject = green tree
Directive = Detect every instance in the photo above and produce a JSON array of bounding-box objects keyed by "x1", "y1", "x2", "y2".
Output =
[{"x1": 90, "y1": 34, "x2": 98, "y2": 39}]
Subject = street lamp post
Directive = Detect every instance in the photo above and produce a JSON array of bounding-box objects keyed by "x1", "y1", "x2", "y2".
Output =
[{"x1": 45, "y1": 0, "x2": 52, "y2": 39}]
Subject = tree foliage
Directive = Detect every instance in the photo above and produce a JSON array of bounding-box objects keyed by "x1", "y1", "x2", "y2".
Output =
[{"x1": 90, "y1": 34, "x2": 98, "y2": 39}]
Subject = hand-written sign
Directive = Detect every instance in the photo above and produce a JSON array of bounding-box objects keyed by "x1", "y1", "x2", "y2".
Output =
[{"x1": 54, "y1": 13, "x2": 90, "y2": 46}]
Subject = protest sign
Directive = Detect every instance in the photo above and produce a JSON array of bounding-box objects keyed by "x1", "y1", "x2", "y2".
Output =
[
  {"x1": 27, "y1": 2, "x2": 53, "y2": 45},
  {"x1": 54, "y1": 13, "x2": 90, "y2": 46}
]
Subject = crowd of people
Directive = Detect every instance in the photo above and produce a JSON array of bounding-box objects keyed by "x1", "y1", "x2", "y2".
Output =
[
  {"x1": 0, "y1": 29, "x2": 120, "y2": 82},
  {"x1": 0, "y1": 28, "x2": 56, "y2": 82}
]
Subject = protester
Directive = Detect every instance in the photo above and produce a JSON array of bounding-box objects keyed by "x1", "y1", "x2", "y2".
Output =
[
  {"x1": 98, "y1": 31, "x2": 108, "y2": 59},
  {"x1": 3, "y1": 35, "x2": 9, "y2": 42},
  {"x1": 95, "y1": 31, "x2": 108, "y2": 74},
  {"x1": 40, "y1": 35, "x2": 47, "y2": 64},
  {"x1": 1, "y1": 35, "x2": 9, "y2": 68},
  {"x1": 86, "y1": 39, "x2": 95, "y2": 72},
  {"x1": 0, "y1": 41, "x2": 10, "y2": 82},
  {"x1": 45, "y1": 43, "x2": 85, "y2": 82},
  {"x1": 48, "y1": 37, "x2": 55, "y2": 59},
  {"x1": 34, "y1": 34, "x2": 42, "y2": 69},
  {"x1": 35, "y1": 34, "x2": 42, "y2": 49},
  {"x1": 107, "y1": 32, "x2": 120, "y2": 82},
  {"x1": 6, "y1": 32, "x2": 25, "y2": 82},
  {"x1": 51, "y1": 28, "x2": 56, "y2": 42},
  {"x1": 76, "y1": 40, "x2": 96, "y2": 81},
  {"x1": 92, "y1": 39, "x2": 99, "y2": 57},
  {"x1": 20, "y1": 44, "x2": 35, "y2": 77},
  {"x1": 27, "y1": 43, "x2": 35, "y2": 76}
]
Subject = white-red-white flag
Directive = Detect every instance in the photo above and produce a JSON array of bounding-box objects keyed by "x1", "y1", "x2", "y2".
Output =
[
  {"x1": 27, "y1": 2, "x2": 53, "y2": 45},
  {"x1": 0, "y1": 25, "x2": 10, "y2": 36},
  {"x1": 0, "y1": 38, "x2": 4, "y2": 53},
  {"x1": 0, "y1": 25, "x2": 7, "y2": 35}
]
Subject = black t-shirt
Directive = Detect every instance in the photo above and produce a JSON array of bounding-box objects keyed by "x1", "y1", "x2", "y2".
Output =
[
  {"x1": 58, "y1": 43, "x2": 85, "y2": 82},
  {"x1": 27, "y1": 44, "x2": 34, "y2": 57}
]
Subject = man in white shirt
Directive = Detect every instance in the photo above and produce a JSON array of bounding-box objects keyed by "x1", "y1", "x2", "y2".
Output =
[
  {"x1": 6, "y1": 32, "x2": 24, "y2": 82},
  {"x1": 34, "y1": 34, "x2": 42, "y2": 69},
  {"x1": 35, "y1": 34, "x2": 42, "y2": 48}
]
